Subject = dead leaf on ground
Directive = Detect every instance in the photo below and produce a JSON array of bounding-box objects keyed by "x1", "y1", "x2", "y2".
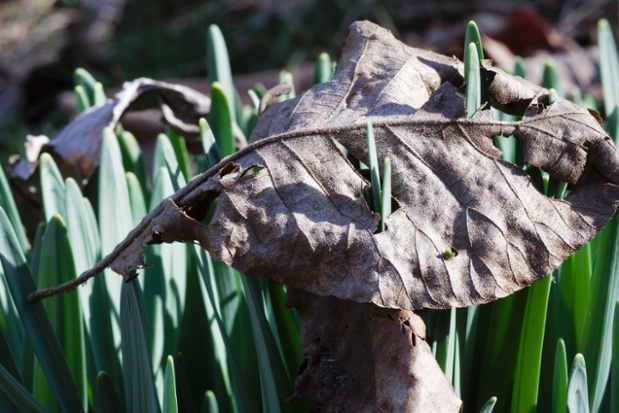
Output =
[
  {"x1": 288, "y1": 288, "x2": 462, "y2": 412},
  {"x1": 27, "y1": 20, "x2": 619, "y2": 413},
  {"x1": 34, "y1": 20, "x2": 619, "y2": 310},
  {"x1": 9, "y1": 78, "x2": 213, "y2": 190}
]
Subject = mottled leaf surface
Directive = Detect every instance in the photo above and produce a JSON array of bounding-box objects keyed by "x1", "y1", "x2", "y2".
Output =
[
  {"x1": 27, "y1": 20, "x2": 619, "y2": 413},
  {"x1": 288, "y1": 288, "x2": 462, "y2": 412},
  {"x1": 43, "y1": 20, "x2": 619, "y2": 312}
]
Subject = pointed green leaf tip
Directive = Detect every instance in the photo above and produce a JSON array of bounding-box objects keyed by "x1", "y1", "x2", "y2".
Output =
[
  {"x1": 479, "y1": 396, "x2": 497, "y2": 413},
  {"x1": 311, "y1": 52, "x2": 333, "y2": 85},
  {"x1": 207, "y1": 24, "x2": 236, "y2": 124},
  {"x1": 567, "y1": 354, "x2": 589, "y2": 413},
  {"x1": 209, "y1": 83, "x2": 235, "y2": 158},
  {"x1": 366, "y1": 122, "x2": 381, "y2": 215},
  {"x1": 163, "y1": 356, "x2": 178, "y2": 413},
  {"x1": 464, "y1": 21, "x2": 484, "y2": 83}
]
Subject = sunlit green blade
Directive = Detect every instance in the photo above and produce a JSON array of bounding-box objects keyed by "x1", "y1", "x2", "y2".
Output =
[
  {"x1": 40, "y1": 153, "x2": 67, "y2": 223},
  {"x1": 248, "y1": 89, "x2": 260, "y2": 112},
  {"x1": 32, "y1": 356, "x2": 55, "y2": 410},
  {"x1": 0, "y1": 316, "x2": 20, "y2": 382},
  {"x1": 267, "y1": 281, "x2": 301, "y2": 383},
  {"x1": 605, "y1": 104, "x2": 619, "y2": 147},
  {"x1": 193, "y1": 247, "x2": 232, "y2": 408},
  {"x1": 553, "y1": 339, "x2": 568, "y2": 413},
  {"x1": 143, "y1": 163, "x2": 187, "y2": 391},
  {"x1": 99, "y1": 126, "x2": 134, "y2": 247},
  {"x1": 583, "y1": 93, "x2": 598, "y2": 111},
  {"x1": 0, "y1": 207, "x2": 82, "y2": 412},
  {"x1": 0, "y1": 364, "x2": 46, "y2": 413},
  {"x1": 452, "y1": 311, "x2": 462, "y2": 396},
  {"x1": 567, "y1": 354, "x2": 589, "y2": 413},
  {"x1": 201, "y1": 390, "x2": 219, "y2": 413},
  {"x1": 464, "y1": 21, "x2": 484, "y2": 77},
  {"x1": 121, "y1": 281, "x2": 161, "y2": 413},
  {"x1": 75, "y1": 85, "x2": 90, "y2": 114},
  {"x1": 126, "y1": 172, "x2": 148, "y2": 227},
  {"x1": 193, "y1": 247, "x2": 258, "y2": 412},
  {"x1": 612, "y1": 300, "x2": 619, "y2": 412},
  {"x1": 512, "y1": 56, "x2": 527, "y2": 78},
  {"x1": 200, "y1": 118, "x2": 222, "y2": 170},
  {"x1": 380, "y1": 157, "x2": 391, "y2": 232},
  {"x1": 241, "y1": 275, "x2": 297, "y2": 413},
  {"x1": 166, "y1": 128, "x2": 192, "y2": 182},
  {"x1": 278, "y1": 70, "x2": 296, "y2": 101},
  {"x1": 97, "y1": 126, "x2": 134, "y2": 403},
  {"x1": 117, "y1": 130, "x2": 149, "y2": 203},
  {"x1": 0, "y1": 165, "x2": 28, "y2": 256},
  {"x1": 93, "y1": 82, "x2": 107, "y2": 106},
  {"x1": 233, "y1": 90, "x2": 246, "y2": 134},
  {"x1": 0, "y1": 258, "x2": 25, "y2": 382},
  {"x1": 152, "y1": 134, "x2": 169, "y2": 178},
  {"x1": 66, "y1": 177, "x2": 121, "y2": 401},
  {"x1": 145, "y1": 136, "x2": 192, "y2": 397},
  {"x1": 253, "y1": 83, "x2": 267, "y2": 99},
  {"x1": 366, "y1": 122, "x2": 381, "y2": 213},
  {"x1": 598, "y1": 19, "x2": 619, "y2": 115},
  {"x1": 34, "y1": 215, "x2": 86, "y2": 410},
  {"x1": 19, "y1": 224, "x2": 44, "y2": 391},
  {"x1": 479, "y1": 396, "x2": 497, "y2": 413},
  {"x1": 206, "y1": 25, "x2": 236, "y2": 124},
  {"x1": 240, "y1": 105, "x2": 258, "y2": 138},
  {"x1": 74, "y1": 68, "x2": 98, "y2": 104},
  {"x1": 458, "y1": 304, "x2": 479, "y2": 406},
  {"x1": 512, "y1": 275, "x2": 551, "y2": 413},
  {"x1": 580, "y1": 213, "x2": 619, "y2": 413},
  {"x1": 492, "y1": 108, "x2": 517, "y2": 163},
  {"x1": 311, "y1": 52, "x2": 333, "y2": 85},
  {"x1": 432, "y1": 307, "x2": 457, "y2": 383},
  {"x1": 96, "y1": 371, "x2": 123, "y2": 413},
  {"x1": 556, "y1": 243, "x2": 591, "y2": 355},
  {"x1": 163, "y1": 356, "x2": 178, "y2": 413},
  {"x1": 0, "y1": 170, "x2": 28, "y2": 385},
  {"x1": 209, "y1": 83, "x2": 236, "y2": 158},
  {"x1": 64, "y1": 178, "x2": 99, "y2": 274},
  {"x1": 197, "y1": 229, "x2": 258, "y2": 396},
  {"x1": 99, "y1": 126, "x2": 133, "y2": 321},
  {"x1": 465, "y1": 42, "x2": 481, "y2": 118},
  {"x1": 541, "y1": 61, "x2": 564, "y2": 98},
  {"x1": 571, "y1": 88, "x2": 584, "y2": 106},
  {"x1": 89, "y1": 275, "x2": 123, "y2": 404},
  {"x1": 548, "y1": 88, "x2": 559, "y2": 105}
]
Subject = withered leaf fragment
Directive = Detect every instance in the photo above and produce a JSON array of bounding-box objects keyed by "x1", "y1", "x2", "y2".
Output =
[
  {"x1": 288, "y1": 289, "x2": 462, "y2": 412},
  {"x1": 10, "y1": 78, "x2": 212, "y2": 186},
  {"x1": 30, "y1": 21, "x2": 619, "y2": 312},
  {"x1": 26, "y1": 20, "x2": 619, "y2": 413}
]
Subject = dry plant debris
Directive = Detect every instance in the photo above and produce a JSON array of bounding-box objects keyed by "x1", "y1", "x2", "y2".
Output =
[{"x1": 28, "y1": 21, "x2": 619, "y2": 412}]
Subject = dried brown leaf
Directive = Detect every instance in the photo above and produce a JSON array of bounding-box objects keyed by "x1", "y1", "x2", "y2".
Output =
[
  {"x1": 10, "y1": 78, "x2": 212, "y2": 186},
  {"x1": 288, "y1": 289, "x2": 462, "y2": 412},
  {"x1": 27, "y1": 19, "x2": 619, "y2": 413},
  {"x1": 30, "y1": 21, "x2": 619, "y2": 312}
]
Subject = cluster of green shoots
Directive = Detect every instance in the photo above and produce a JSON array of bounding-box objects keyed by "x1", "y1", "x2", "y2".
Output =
[{"x1": 0, "y1": 18, "x2": 619, "y2": 413}]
